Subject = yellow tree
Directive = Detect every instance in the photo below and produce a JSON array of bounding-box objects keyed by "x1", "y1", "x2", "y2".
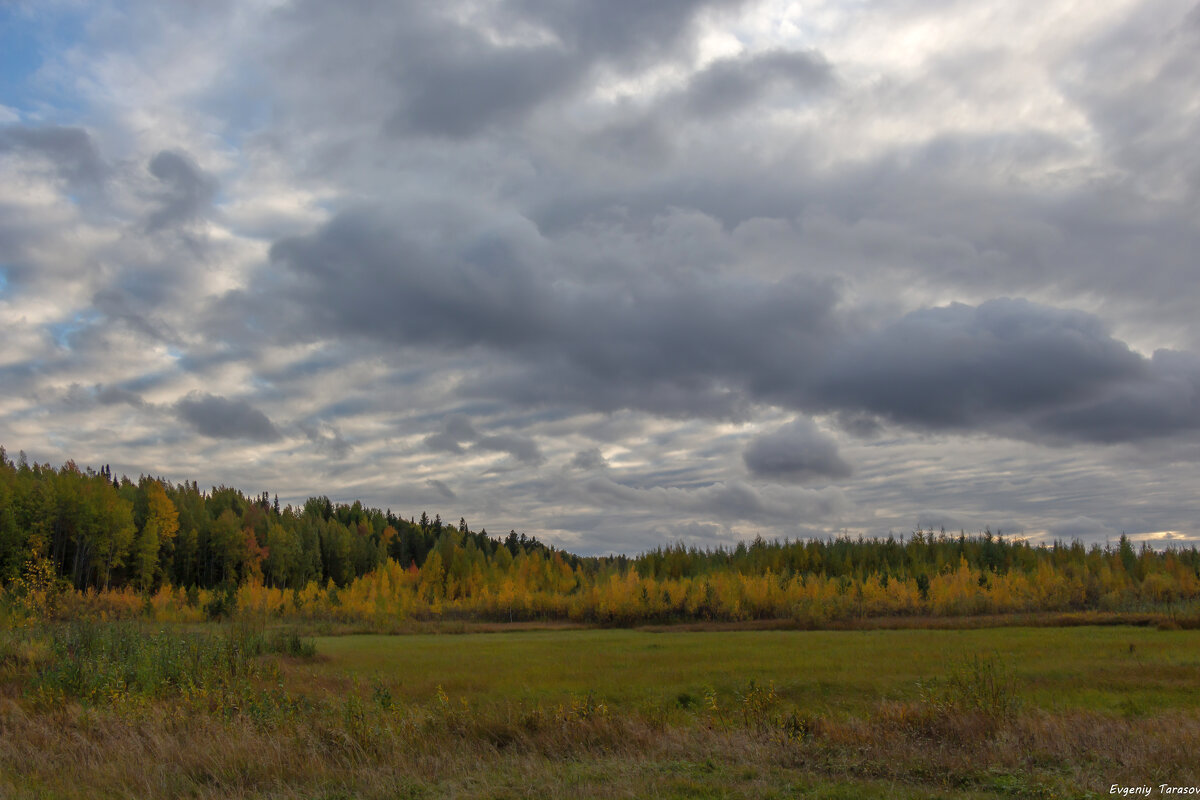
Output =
[{"x1": 145, "y1": 481, "x2": 179, "y2": 584}]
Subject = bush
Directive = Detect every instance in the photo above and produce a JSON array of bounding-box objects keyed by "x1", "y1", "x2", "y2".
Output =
[
  {"x1": 918, "y1": 653, "x2": 1020, "y2": 722},
  {"x1": 205, "y1": 584, "x2": 238, "y2": 620}
]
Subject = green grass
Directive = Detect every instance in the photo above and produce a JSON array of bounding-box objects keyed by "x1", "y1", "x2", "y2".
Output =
[
  {"x1": 4, "y1": 622, "x2": 1200, "y2": 798},
  {"x1": 307, "y1": 625, "x2": 1200, "y2": 716}
]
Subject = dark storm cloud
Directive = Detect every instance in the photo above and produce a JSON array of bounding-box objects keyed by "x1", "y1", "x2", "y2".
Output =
[
  {"x1": 264, "y1": 207, "x2": 841, "y2": 419},
  {"x1": 145, "y1": 150, "x2": 216, "y2": 231},
  {"x1": 743, "y1": 419, "x2": 852, "y2": 483},
  {"x1": 1034, "y1": 349, "x2": 1200, "y2": 443},
  {"x1": 0, "y1": 125, "x2": 106, "y2": 186},
  {"x1": 807, "y1": 300, "x2": 1200, "y2": 445},
  {"x1": 258, "y1": 215, "x2": 1200, "y2": 448},
  {"x1": 268, "y1": 211, "x2": 553, "y2": 349},
  {"x1": 807, "y1": 299, "x2": 1145, "y2": 430},
  {"x1": 174, "y1": 393, "x2": 281, "y2": 442}
]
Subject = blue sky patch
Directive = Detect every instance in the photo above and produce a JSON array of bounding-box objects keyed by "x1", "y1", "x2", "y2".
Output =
[{"x1": 0, "y1": 6, "x2": 89, "y2": 117}]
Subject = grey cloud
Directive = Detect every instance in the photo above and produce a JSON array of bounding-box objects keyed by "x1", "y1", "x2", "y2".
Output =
[
  {"x1": 268, "y1": 211, "x2": 553, "y2": 349},
  {"x1": 11, "y1": 0, "x2": 1200, "y2": 552},
  {"x1": 474, "y1": 433, "x2": 544, "y2": 465},
  {"x1": 260, "y1": 210, "x2": 1200, "y2": 448},
  {"x1": 579, "y1": 475, "x2": 846, "y2": 526},
  {"x1": 264, "y1": 207, "x2": 839, "y2": 419},
  {"x1": 577, "y1": 47, "x2": 832, "y2": 173},
  {"x1": 175, "y1": 393, "x2": 281, "y2": 442},
  {"x1": 391, "y1": 45, "x2": 576, "y2": 139},
  {"x1": 513, "y1": 0, "x2": 745, "y2": 62},
  {"x1": 426, "y1": 478, "x2": 457, "y2": 500},
  {"x1": 743, "y1": 419, "x2": 852, "y2": 483},
  {"x1": 833, "y1": 411, "x2": 884, "y2": 439},
  {"x1": 0, "y1": 125, "x2": 106, "y2": 186},
  {"x1": 807, "y1": 299, "x2": 1150, "y2": 434},
  {"x1": 96, "y1": 384, "x2": 146, "y2": 407},
  {"x1": 1035, "y1": 349, "x2": 1200, "y2": 443},
  {"x1": 300, "y1": 421, "x2": 351, "y2": 458},
  {"x1": 145, "y1": 150, "x2": 216, "y2": 231},
  {"x1": 278, "y1": 0, "x2": 742, "y2": 140},
  {"x1": 424, "y1": 413, "x2": 542, "y2": 464},
  {"x1": 681, "y1": 49, "x2": 832, "y2": 117},
  {"x1": 425, "y1": 414, "x2": 481, "y2": 454},
  {"x1": 655, "y1": 521, "x2": 728, "y2": 545},
  {"x1": 1062, "y1": 2, "x2": 1200, "y2": 199},
  {"x1": 92, "y1": 288, "x2": 180, "y2": 344},
  {"x1": 1049, "y1": 516, "x2": 1118, "y2": 541},
  {"x1": 570, "y1": 447, "x2": 608, "y2": 470}
]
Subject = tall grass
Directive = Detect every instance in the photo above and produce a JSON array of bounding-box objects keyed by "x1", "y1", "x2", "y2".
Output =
[
  {"x1": 3, "y1": 623, "x2": 1199, "y2": 798},
  {"x1": 21, "y1": 621, "x2": 316, "y2": 706}
]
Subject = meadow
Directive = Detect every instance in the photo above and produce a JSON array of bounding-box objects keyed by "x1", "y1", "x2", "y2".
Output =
[
  {"x1": 5, "y1": 458, "x2": 1200, "y2": 796},
  {"x1": 3, "y1": 621, "x2": 1199, "y2": 799}
]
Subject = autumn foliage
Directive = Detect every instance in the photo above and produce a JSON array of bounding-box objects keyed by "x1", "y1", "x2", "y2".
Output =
[{"x1": 3, "y1": 447, "x2": 1200, "y2": 626}]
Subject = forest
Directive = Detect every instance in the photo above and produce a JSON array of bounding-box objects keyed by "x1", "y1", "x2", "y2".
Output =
[{"x1": 3, "y1": 446, "x2": 1200, "y2": 626}]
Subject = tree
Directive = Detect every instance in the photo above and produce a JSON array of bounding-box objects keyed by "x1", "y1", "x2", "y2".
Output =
[
  {"x1": 133, "y1": 518, "x2": 160, "y2": 592},
  {"x1": 145, "y1": 481, "x2": 179, "y2": 575}
]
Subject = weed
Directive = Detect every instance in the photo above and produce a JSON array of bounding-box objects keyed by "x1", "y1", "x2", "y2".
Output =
[
  {"x1": 26, "y1": 620, "x2": 305, "y2": 708},
  {"x1": 267, "y1": 630, "x2": 318, "y2": 658},
  {"x1": 736, "y1": 679, "x2": 781, "y2": 731},
  {"x1": 567, "y1": 691, "x2": 608, "y2": 720},
  {"x1": 930, "y1": 654, "x2": 1019, "y2": 719}
]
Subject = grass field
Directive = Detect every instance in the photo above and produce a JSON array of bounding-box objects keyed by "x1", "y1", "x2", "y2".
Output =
[
  {"x1": 3, "y1": 623, "x2": 1200, "y2": 798},
  {"x1": 307, "y1": 626, "x2": 1200, "y2": 716}
]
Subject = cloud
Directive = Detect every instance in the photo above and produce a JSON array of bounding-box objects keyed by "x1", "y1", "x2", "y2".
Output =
[
  {"x1": 806, "y1": 299, "x2": 1200, "y2": 444},
  {"x1": 424, "y1": 413, "x2": 542, "y2": 464},
  {"x1": 0, "y1": 125, "x2": 106, "y2": 187},
  {"x1": 145, "y1": 150, "x2": 216, "y2": 231},
  {"x1": 274, "y1": 0, "x2": 743, "y2": 140},
  {"x1": 262, "y1": 213, "x2": 1200, "y2": 447},
  {"x1": 6, "y1": 0, "x2": 1200, "y2": 553},
  {"x1": 680, "y1": 49, "x2": 833, "y2": 117},
  {"x1": 96, "y1": 385, "x2": 146, "y2": 408},
  {"x1": 299, "y1": 420, "x2": 351, "y2": 458},
  {"x1": 474, "y1": 433, "x2": 544, "y2": 465},
  {"x1": 174, "y1": 393, "x2": 281, "y2": 442},
  {"x1": 570, "y1": 447, "x2": 608, "y2": 470},
  {"x1": 425, "y1": 415, "x2": 481, "y2": 454},
  {"x1": 426, "y1": 478, "x2": 457, "y2": 500},
  {"x1": 743, "y1": 418, "x2": 852, "y2": 483}
]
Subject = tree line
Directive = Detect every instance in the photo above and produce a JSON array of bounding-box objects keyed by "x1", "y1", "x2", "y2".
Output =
[{"x1": 3, "y1": 447, "x2": 1200, "y2": 623}]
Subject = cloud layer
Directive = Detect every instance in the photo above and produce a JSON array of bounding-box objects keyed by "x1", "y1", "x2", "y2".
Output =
[{"x1": 2, "y1": 0, "x2": 1199, "y2": 551}]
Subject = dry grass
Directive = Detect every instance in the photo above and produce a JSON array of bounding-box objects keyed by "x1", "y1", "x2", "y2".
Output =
[
  {"x1": 3, "y1": 622, "x2": 1199, "y2": 798},
  {"x1": 2, "y1": 685, "x2": 1199, "y2": 798}
]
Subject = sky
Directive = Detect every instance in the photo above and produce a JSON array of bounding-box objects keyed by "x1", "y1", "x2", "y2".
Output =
[{"x1": 1, "y1": 0, "x2": 1199, "y2": 554}]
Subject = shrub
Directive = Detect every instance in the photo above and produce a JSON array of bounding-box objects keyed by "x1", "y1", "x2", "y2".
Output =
[{"x1": 918, "y1": 653, "x2": 1020, "y2": 722}]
